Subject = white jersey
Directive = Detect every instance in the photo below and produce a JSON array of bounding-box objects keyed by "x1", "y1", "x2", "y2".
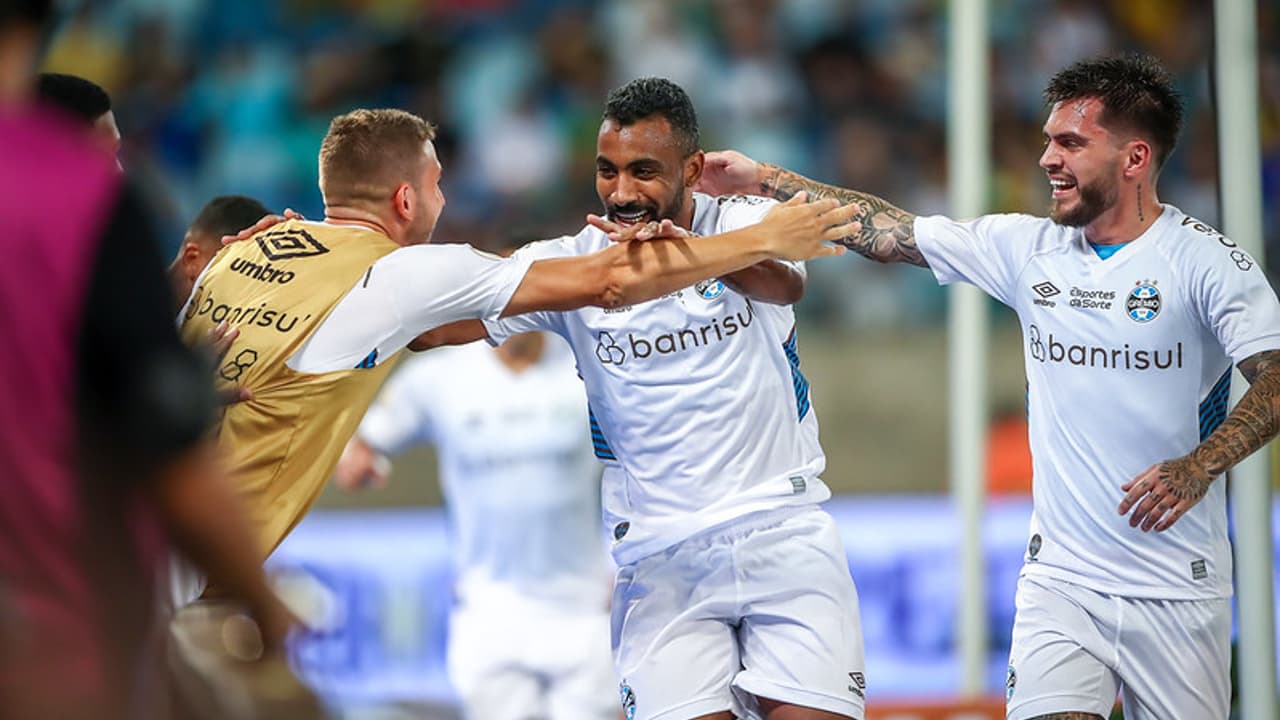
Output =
[
  {"x1": 486, "y1": 193, "x2": 828, "y2": 565},
  {"x1": 357, "y1": 339, "x2": 608, "y2": 608},
  {"x1": 916, "y1": 204, "x2": 1280, "y2": 599},
  {"x1": 178, "y1": 222, "x2": 535, "y2": 373}
]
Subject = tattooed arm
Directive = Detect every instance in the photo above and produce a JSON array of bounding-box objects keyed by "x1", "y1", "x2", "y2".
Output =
[
  {"x1": 1120, "y1": 349, "x2": 1280, "y2": 531},
  {"x1": 698, "y1": 150, "x2": 927, "y2": 267}
]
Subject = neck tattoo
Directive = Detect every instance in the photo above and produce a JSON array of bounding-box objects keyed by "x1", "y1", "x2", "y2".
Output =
[{"x1": 1137, "y1": 184, "x2": 1144, "y2": 222}]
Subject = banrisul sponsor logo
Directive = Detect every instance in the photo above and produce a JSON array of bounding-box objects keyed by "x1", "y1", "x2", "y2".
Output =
[
  {"x1": 594, "y1": 300, "x2": 755, "y2": 366},
  {"x1": 1126, "y1": 279, "x2": 1161, "y2": 323},
  {"x1": 184, "y1": 286, "x2": 312, "y2": 334},
  {"x1": 1027, "y1": 324, "x2": 1182, "y2": 370}
]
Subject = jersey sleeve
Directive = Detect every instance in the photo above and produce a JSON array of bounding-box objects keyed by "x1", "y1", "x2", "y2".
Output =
[
  {"x1": 357, "y1": 356, "x2": 439, "y2": 454},
  {"x1": 913, "y1": 213, "x2": 1039, "y2": 307},
  {"x1": 483, "y1": 235, "x2": 577, "y2": 344},
  {"x1": 1191, "y1": 244, "x2": 1280, "y2": 365},
  {"x1": 290, "y1": 244, "x2": 534, "y2": 373},
  {"x1": 389, "y1": 244, "x2": 534, "y2": 329},
  {"x1": 715, "y1": 195, "x2": 807, "y2": 280}
]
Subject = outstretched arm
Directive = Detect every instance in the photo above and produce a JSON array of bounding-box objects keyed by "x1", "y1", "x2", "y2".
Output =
[
  {"x1": 699, "y1": 150, "x2": 926, "y2": 268},
  {"x1": 1120, "y1": 349, "x2": 1280, "y2": 531},
  {"x1": 502, "y1": 194, "x2": 856, "y2": 317}
]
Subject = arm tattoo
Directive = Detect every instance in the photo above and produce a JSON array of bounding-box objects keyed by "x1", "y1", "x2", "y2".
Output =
[
  {"x1": 1186, "y1": 349, "x2": 1280, "y2": 480},
  {"x1": 759, "y1": 163, "x2": 927, "y2": 267}
]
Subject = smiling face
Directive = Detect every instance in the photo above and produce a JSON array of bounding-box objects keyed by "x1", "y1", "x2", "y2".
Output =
[
  {"x1": 1039, "y1": 97, "x2": 1124, "y2": 228},
  {"x1": 595, "y1": 115, "x2": 701, "y2": 230}
]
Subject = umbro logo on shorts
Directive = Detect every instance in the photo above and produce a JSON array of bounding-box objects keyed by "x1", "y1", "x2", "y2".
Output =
[{"x1": 847, "y1": 671, "x2": 865, "y2": 698}]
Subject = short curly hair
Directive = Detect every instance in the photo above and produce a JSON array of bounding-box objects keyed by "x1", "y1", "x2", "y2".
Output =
[
  {"x1": 1044, "y1": 53, "x2": 1184, "y2": 170},
  {"x1": 603, "y1": 77, "x2": 699, "y2": 156}
]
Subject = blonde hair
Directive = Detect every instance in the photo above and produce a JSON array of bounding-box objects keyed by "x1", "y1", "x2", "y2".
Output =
[{"x1": 318, "y1": 109, "x2": 437, "y2": 206}]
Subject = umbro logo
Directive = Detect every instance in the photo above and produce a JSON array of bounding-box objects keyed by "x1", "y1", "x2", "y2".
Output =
[
  {"x1": 1032, "y1": 281, "x2": 1060, "y2": 298},
  {"x1": 847, "y1": 671, "x2": 865, "y2": 698},
  {"x1": 256, "y1": 227, "x2": 329, "y2": 260},
  {"x1": 1032, "y1": 281, "x2": 1060, "y2": 308}
]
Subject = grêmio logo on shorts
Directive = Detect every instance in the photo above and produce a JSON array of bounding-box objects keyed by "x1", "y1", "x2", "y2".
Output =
[{"x1": 595, "y1": 301, "x2": 755, "y2": 366}]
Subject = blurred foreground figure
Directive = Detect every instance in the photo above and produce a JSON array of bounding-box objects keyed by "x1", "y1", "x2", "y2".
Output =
[
  {"x1": 701, "y1": 54, "x2": 1280, "y2": 720},
  {"x1": 336, "y1": 333, "x2": 616, "y2": 720},
  {"x1": 35, "y1": 72, "x2": 121, "y2": 163},
  {"x1": 0, "y1": 3, "x2": 299, "y2": 718}
]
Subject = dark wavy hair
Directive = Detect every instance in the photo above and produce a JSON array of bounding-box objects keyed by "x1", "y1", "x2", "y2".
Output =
[
  {"x1": 603, "y1": 77, "x2": 699, "y2": 156},
  {"x1": 1044, "y1": 53, "x2": 1184, "y2": 170}
]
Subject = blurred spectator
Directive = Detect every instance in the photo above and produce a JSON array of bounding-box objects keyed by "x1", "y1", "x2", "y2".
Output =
[
  {"x1": 36, "y1": 72, "x2": 122, "y2": 162},
  {"x1": 33, "y1": 0, "x2": 1278, "y2": 326},
  {"x1": 0, "y1": 4, "x2": 293, "y2": 718}
]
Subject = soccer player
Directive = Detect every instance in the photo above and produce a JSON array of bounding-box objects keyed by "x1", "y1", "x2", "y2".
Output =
[
  {"x1": 169, "y1": 195, "x2": 272, "y2": 307},
  {"x1": 174, "y1": 106, "x2": 852, "y2": 597},
  {"x1": 415, "y1": 78, "x2": 867, "y2": 720},
  {"x1": 697, "y1": 54, "x2": 1280, "y2": 720},
  {"x1": 335, "y1": 332, "x2": 616, "y2": 720},
  {"x1": 0, "y1": 3, "x2": 296, "y2": 718},
  {"x1": 35, "y1": 72, "x2": 122, "y2": 163}
]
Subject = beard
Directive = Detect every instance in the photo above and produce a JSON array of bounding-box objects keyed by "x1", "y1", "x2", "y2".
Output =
[
  {"x1": 606, "y1": 189, "x2": 685, "y2": 227},
  {"x1": 1049, "y1": 171, "x2": 1119, "y2": 228}
]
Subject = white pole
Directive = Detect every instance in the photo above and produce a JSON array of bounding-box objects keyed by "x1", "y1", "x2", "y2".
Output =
[
  {"x1": 947, "y1": 0, "x2": 990, "y2": 698},
  {"x1": 1214, "y1": 2, "x2": 1276, "y2": 718}
]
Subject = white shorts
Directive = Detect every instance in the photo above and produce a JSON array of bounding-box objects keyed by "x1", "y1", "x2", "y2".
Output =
[
  {"x1": 1006, "y1": 574, "x2": 1231, "y2": 720},
  {"x1": 448, "y1": 596, "x2": 616, "y2": 720},
  {"x1": 611, "y1": 506, "x2": 865, "y2": 720}
]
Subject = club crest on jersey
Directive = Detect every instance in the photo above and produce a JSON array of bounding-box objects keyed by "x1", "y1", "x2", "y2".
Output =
[
  {"x1": 619, "y1": 682, "x2": 636, "y2": 720},
  {"x1": 696, "y1": 278, "x2": 726, "y2": 300},
  {"x1": 1126, "y1": 280, "x2": 1161, "y2": 323}
]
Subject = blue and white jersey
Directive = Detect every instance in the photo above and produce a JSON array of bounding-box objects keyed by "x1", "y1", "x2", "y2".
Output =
[
  {"x1": 487, "y1": 193, "x2": 828, "y2": 565},
  {"x1": 356, "y1": 339, "x2": 608, "y2": 608},
  {"x1": 916, "y1": 205, "x2": 1280, "y2": 599}
]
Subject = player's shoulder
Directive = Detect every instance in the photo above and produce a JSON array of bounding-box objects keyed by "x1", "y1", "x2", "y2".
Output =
[
  {"x1": 1155, "y1": 205, "x2": 1249, "y2": 268},
  {"x1": 514, "y1": 227, "x2": 604, "y2": 260},
  {"x1": 697, "y1": 192, "x2": 777, "y2": 233}
]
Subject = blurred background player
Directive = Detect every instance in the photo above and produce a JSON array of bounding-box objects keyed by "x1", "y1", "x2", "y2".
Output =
[
  {"x1": 697, "y1": 53, "x2": 1280, "y2": 720},
  {"x1": 335, "y1": 329, "x2": 616, "y2": 720},
  {"x1": 417, "y1": 77, "x2": 866, "y2": 720},
  {"x1": 35, "y1": 71, "x2": 121, "y2": 165},
  {"x1": 0, "y1": 2, "x2": 295, "y2": 718}
]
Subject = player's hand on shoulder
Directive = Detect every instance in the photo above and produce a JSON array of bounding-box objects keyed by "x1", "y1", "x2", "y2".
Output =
[
  {"x1": 695, "y1": 149, "x2": 761, "y2": 197},
  {"x1": 220, "y1": 207, "x2": 305, "y2": 246},
  {"x1": 1118, "y1": 457, "x2": 1213, "y2": 533},
  {"x1": 333, "y1": 437, "x2": 391, "y2": 491},
  {"x1": 760, "y1": 193, "x2": 859, "y2": 261}
]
